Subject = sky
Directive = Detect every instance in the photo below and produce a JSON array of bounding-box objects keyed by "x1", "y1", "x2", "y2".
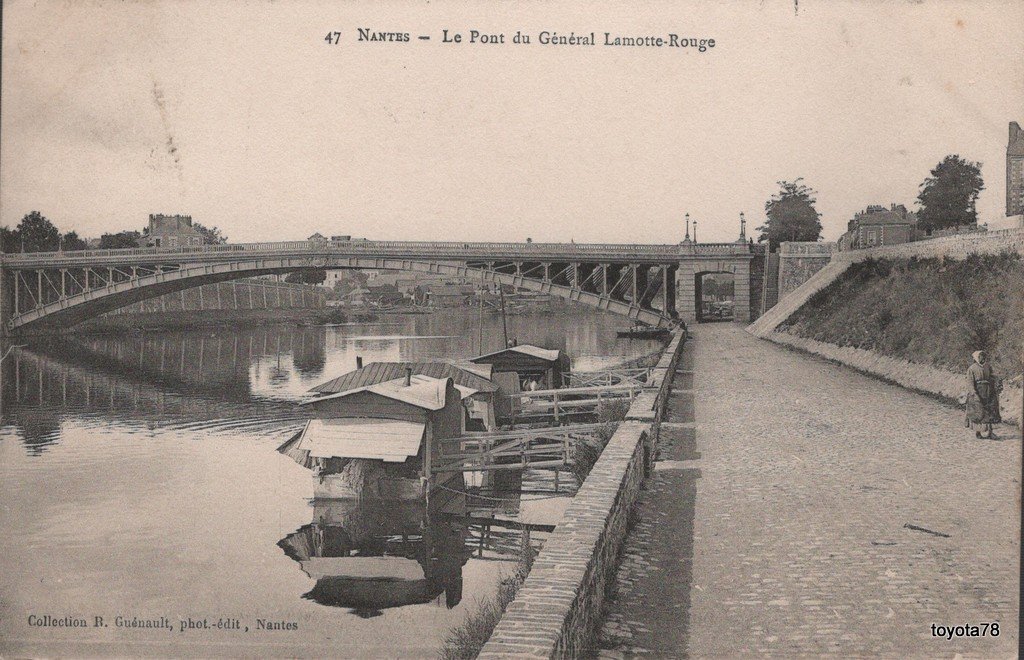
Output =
[{"x1": 2, "y1": 0, "x2": 1022, "y2": 244}]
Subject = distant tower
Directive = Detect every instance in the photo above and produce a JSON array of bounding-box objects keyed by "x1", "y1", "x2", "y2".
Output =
[{"x1": 1008, "y1": 122, "x2": 1024, "y2": 216}]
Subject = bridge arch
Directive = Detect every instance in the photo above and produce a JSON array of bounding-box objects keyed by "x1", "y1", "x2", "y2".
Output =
[
  {"x1": 694, "y1": 270, "x2": 736, "y2": 322},
  {"x1": 5, "y1": 256, "x2": 676, "y2": 334}
]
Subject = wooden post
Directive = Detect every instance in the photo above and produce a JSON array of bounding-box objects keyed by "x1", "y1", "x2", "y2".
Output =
[{"x1": 553, "y1": 391, "x2": 560, "y2": 424}]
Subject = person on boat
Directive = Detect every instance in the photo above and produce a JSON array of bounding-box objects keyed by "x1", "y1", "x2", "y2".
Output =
[{"x1": 966, "y1": 350, "x2": 1001, "y2": 439}]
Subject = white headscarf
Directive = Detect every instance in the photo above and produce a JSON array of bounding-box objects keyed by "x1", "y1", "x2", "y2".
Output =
[{"x1": 972, "y1": 350, "x2": 986, "y2": 364}]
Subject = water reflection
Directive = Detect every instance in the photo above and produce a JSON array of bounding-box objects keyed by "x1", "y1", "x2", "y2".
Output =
[
  {"x1": 279, "y1": 496, "x2": 471, "y2": 616},
  {"x1": 0, "y1": 309, "x2": 658, "y2": 655}
]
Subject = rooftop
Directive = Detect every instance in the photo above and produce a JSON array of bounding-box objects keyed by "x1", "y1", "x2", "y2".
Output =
[
  {"x1": 302, "y1": 374, "x2": 457, "y2": 410},
  {"x1": 310, "y1": 361, "x2": 498, "y2": 395}
]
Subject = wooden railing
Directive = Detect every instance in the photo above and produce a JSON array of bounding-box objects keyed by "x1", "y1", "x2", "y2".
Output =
[
  {"x1": 433, "y1": 423, "x2": 606, "y2": 473},
  {"x1": 507, "y1": 383, "x2": 642, "y2": 423},
  {"x1": 563, "y1": 367, "x2": 652, "y2": 388}
]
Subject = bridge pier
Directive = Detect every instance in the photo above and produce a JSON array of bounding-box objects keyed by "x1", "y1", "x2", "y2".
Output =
[{"x1": 0, "y1": 267, "x2": 11, "y2": 337}]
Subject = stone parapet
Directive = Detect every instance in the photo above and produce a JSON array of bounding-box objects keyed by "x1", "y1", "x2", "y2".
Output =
[{"x1": 834, "y1": 226, "x2": 1024, "y2": 264}]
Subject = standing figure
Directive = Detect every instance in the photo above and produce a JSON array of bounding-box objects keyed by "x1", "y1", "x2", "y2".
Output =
[{"x1": 966, "y1": 350, "x2": 1002, "y2": 439}]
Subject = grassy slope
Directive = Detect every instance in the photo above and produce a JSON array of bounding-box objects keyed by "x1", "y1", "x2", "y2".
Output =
[{"x1": 780, "y1": 253, "x2": 1023, "y2": 381}]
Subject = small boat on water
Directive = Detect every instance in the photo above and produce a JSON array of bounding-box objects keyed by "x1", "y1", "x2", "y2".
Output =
[{"x1": 616, "y1": 325, "x2": 671, "y2": 340}]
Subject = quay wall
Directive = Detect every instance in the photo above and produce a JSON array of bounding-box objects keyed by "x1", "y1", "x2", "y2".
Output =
[{"x1": 479, "y1": 328, "x2": 686, "y2": 658}]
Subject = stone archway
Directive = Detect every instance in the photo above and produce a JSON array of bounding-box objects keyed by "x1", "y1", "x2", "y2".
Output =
[
  {"x1": 675, "y1": 257, "x2": 753, "y2": 323},
  {"x1": 694, "y1": 271, "x2": 736, "y2": 322}
]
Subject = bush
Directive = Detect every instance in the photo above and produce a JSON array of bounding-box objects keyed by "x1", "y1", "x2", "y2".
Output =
[
  {"x1": 571, "y1": 399, "x2": 631, "y2": 484},
  {"x1": 438, "y1": 545, "x2": 535, "y2": 660}
]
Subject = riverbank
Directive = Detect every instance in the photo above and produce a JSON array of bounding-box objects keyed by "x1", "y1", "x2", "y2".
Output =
[{"x1": 771, "y1": 253, "x2": 1023, "y2": 426}]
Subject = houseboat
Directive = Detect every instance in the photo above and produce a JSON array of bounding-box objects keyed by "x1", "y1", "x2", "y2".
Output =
[
  {"x1": 469, "y1": 344, "x2": 570, "y2": 420},
  {"x1": 469, "y1": 344, "x2": 570, "y2": 391},
  {"x1": 309, "y1": 361, "x2": 500, "y2": 431},
  {"x1": 279, "y1": 372, "x2": 466, "y2": 500}
]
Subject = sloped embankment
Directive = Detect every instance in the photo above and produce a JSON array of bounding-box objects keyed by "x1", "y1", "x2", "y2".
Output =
[{"x1": 775, "y1": 253, "x2": 1023, "y2": 423}]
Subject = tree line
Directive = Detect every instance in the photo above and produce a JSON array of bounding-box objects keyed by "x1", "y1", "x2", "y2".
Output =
[
  {"x1": 756, "y1": 154, "x2": 985, "y2": 251},
  {"x1": 0, "y1": 212, "x2": 228, "y2": 253}
]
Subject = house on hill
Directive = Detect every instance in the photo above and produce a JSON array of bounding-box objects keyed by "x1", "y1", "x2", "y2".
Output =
[
  {"x1": 146, "y1": 214, "x2": 204, "y2": 248},
  {"x1": 837, "y1": 204, "x2": 919, "y2": 251}
]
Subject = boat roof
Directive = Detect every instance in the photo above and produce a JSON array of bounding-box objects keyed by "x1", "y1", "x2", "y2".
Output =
[
  {"x1": 310, "y1": 361, "x2": 497, "y2": 395},
  {"x1": 296, "y1": 417, "x2": 426, "y2": 462},
  {"x1": 302, "y1": 374, "x2": 456, "y2": 410},
  {"x1": 470, "y1": 344, "x2": 561, "y2": 363}
]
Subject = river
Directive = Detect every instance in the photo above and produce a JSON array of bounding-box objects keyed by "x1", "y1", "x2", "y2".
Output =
[{"x1": 0, "y1": 307, "x2": 662, "y2": 658}]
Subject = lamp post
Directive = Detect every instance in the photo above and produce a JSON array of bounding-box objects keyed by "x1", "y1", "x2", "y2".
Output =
[
  {"x1": 693, "y1": 220, "x2": 698, "y2": 244},
  {"x1": 684, "y1": 213, "x2": 691, "y2": 242}
]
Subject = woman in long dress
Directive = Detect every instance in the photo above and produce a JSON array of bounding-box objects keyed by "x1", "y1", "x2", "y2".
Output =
[{"x1": 966, "y1": 350, "x2": 1001, "y2": 439}]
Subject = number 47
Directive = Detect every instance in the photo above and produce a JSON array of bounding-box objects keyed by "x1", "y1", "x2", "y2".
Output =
[{"x1": 324, "y1": 31, "x2": 341, "y2": 45}]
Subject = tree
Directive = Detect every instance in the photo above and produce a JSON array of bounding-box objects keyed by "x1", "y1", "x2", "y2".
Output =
[
  {"x1": 61, "y1": 231, "x2": 88, "y2": 251},
  {"x1": 757, "y1": 179, "x2": 823, "y2": 252},
  {"x1": 16, "y1": 211, "x2": 61, "y2": 252},
  {"x1": 916, "y1": 155, "x2": 984, "y2": 233},
  {"x1": 285, "y1": 269, "x2": 327, "y2": 285},
  {"x1": 0, "y1": 226, "x2": 18, "y2": 253},
  {"x1": 99, "y1": 231, "x2": 142, "y2": 249},
  {"x1": 193, "y1": 222, "x2": 228, "y2": 245}
]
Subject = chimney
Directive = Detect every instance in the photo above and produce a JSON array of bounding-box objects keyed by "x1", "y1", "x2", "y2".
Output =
[
  {"x1": 404, "y1": 367, "x2": 412, "y2": 386},
  {"x1": 356, "y1": 356, "x2": 363, "y2": 369}
]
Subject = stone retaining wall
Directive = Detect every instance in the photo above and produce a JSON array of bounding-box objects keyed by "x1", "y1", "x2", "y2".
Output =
[
  {"x1": 778, "y1": 241, "x2": 835, "y2": 300},
  {"x1": 479, "y1": 328, "x2": 687, "y2": 658},
  {"x1": 763, "y1": 330, "x2": 1023, "y2": 427},
  {"x1": 751, "y1": 227, "x2": 1024, "y2": 338}
]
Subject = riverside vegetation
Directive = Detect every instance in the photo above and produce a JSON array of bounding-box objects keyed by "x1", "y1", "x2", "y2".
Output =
[
  {"x1": 780, "y1": 253, "x2": 1024, "y2": 383},
  {"x1": 438, "y1": 545, "x2": 536, "y2": 660}
]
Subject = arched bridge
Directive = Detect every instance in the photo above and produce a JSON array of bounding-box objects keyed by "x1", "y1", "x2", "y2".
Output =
[{"x1": 0, "y1": 239, "x2": 761, "y2": 335}]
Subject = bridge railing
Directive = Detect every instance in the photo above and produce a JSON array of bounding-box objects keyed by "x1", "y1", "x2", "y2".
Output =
[{"x1": 0, "y1": 238, "x2": 750, "y2": 265}]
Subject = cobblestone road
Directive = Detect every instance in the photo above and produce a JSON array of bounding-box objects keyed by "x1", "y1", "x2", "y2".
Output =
[{"x1": 597, "y1": 324, "x2": 1020, "y2": 658}]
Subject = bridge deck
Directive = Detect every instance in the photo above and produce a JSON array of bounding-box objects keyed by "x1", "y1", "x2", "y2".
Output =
[{"x1": 0, "y1": 238, "x2": 752, "y2": 269}]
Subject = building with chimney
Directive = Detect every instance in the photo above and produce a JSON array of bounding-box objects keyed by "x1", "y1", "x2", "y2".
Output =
[
  {"x1": 837, "y1": 204, "x2": 919, "y2": 251},
  {"x1": 147, "y1": 214, "x2": 204, "y2": 247},
  {"x1": 1007, "y1": 121, "x2": 1024, "y2": 217}
]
